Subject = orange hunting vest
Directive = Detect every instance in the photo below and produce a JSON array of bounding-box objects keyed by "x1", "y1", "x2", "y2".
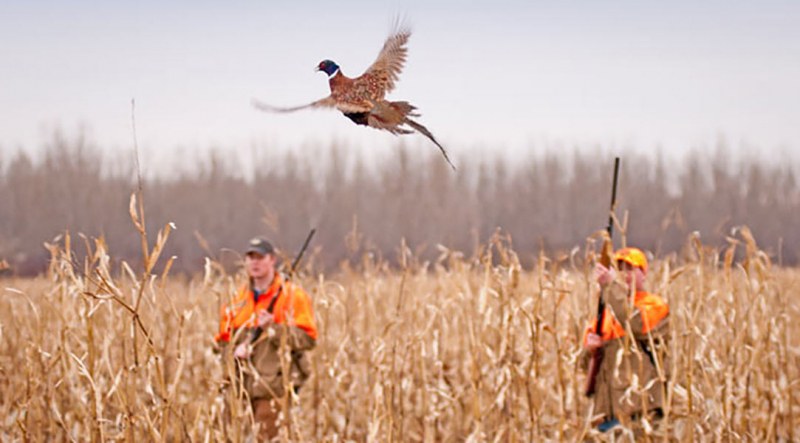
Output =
[
  {"x1": 215, "y1": 274, "x2": 318, "y2": 343},
  {"x1": 583, "y1": 290, "x2": 668, "y2": 345}
]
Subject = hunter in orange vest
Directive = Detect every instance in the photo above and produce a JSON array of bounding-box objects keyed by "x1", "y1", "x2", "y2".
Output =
[
  {"x1": 216, "y1": 237, "x2": 317, "y2": 440},
  {"x1": 583, "y1": 247, "x2": 670, "y2": 433},
  {"x1": 215, "y1": 274, "x2": 317, "y2": 344}
]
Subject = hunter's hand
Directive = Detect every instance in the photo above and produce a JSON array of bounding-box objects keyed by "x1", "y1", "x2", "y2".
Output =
[
  {"x1": 594, "y1": 263, "x2": 616, "y2": 287},
  {"x1": 257, "y1": 309, "x2": 274, "y2": 327},
  {"x1": 234, "y1": 343, "x2": 252, "y2": 359},
  {"x1": 584, "y1": 332, "x2": 603, "y2": 352}
]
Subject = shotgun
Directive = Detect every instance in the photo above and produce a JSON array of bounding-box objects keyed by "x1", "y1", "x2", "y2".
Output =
[
  {"x1": 585, "y1": 157, "x2": 620, "y2": 397},
  {"x1": 249, "y1": 228, "x2": 316, "y2": 343}
]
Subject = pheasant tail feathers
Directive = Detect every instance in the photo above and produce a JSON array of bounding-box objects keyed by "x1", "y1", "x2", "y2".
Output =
[{"x1": 404, "y1": 118, "x2": 455, "y2": 171}]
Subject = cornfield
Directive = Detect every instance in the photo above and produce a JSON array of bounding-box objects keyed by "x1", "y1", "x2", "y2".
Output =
[{"x1": 1, "y1": 195, "x2": 798, "y2": 441}]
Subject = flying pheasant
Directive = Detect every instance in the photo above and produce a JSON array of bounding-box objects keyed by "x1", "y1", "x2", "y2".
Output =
[{"x1": 252, "y1": 25, "x2": 455, "y2": 170}]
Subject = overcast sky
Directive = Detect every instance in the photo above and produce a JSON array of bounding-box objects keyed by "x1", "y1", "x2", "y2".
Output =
[{"x1": 1, "y1": 0, "x2": 798, "y2": 171}]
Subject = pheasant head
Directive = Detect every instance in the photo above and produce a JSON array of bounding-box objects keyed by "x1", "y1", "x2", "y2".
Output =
[{"x1": 316, "y1": 60, "x2": 339, "y2": 76}]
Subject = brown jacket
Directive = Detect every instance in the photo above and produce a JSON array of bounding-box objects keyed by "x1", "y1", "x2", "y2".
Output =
[
  {"x1": 245, "y1": 323, "x2": 316, "y2": 399},
  {"x1": 583, "y1": 281, "x2": 670, "y2": 421}
]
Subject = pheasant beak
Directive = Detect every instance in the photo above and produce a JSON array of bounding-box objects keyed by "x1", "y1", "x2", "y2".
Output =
[{"x1": 314, "y1": 66, "x2": 321, "y2": 72}]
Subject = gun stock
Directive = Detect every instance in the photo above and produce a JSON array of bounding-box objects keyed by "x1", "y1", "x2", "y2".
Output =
[{"x1": 585, "y1": 157, "x2": 620, "y2": 397}]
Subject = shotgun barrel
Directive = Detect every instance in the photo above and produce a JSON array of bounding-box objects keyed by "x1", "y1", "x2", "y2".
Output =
[{"x1": 585, "y1": 157, "x2": 620, "y2": 396}]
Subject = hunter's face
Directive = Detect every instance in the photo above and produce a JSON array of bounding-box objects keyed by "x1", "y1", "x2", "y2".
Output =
[
  {"x1": 618, "y1": 261, "x2": 646, "y2": 290},
  {"x1": 245, "y1": 252, "x2": 276, "y2": 279}
]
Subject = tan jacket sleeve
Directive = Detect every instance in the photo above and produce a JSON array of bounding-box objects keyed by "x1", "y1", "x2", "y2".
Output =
[
  {"x1": 261, "y1": 324, "x2": 316, "y2": 351},
  {"x1": 604, "y1": 281, "x2": 638, "y2": 331},
  {"x1": 605, "y1": 281, "x2": 669, "y2": 340}
]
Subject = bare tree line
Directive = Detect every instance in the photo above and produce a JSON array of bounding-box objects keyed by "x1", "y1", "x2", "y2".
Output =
[{"x1": 1, "y1": 133, "x2": 798, "y2": 274}]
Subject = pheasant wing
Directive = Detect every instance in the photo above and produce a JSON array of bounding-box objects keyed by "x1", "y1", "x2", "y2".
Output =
[
  {"x1": 357, "y1": 26, "x2": 411, "y2": 98},
  {"x1": 251, "y1": 96, "x2": 337, "y2": 113},
  {"x1": 252, "y1": 96, "x2": 374, "y2": 115}
]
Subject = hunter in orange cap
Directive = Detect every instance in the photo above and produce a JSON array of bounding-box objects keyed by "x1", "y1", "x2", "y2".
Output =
[
  {"x1": 583, "y1": 247, "x2": 670, "y2": 433},
  {"x1": 216, "y1": 237, "x2": 317, "y2": 440}
]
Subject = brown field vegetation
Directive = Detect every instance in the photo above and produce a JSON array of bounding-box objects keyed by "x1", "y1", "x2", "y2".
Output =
[{"x1": 1, "y1": 207, "x2": 798, "y2": 441}]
